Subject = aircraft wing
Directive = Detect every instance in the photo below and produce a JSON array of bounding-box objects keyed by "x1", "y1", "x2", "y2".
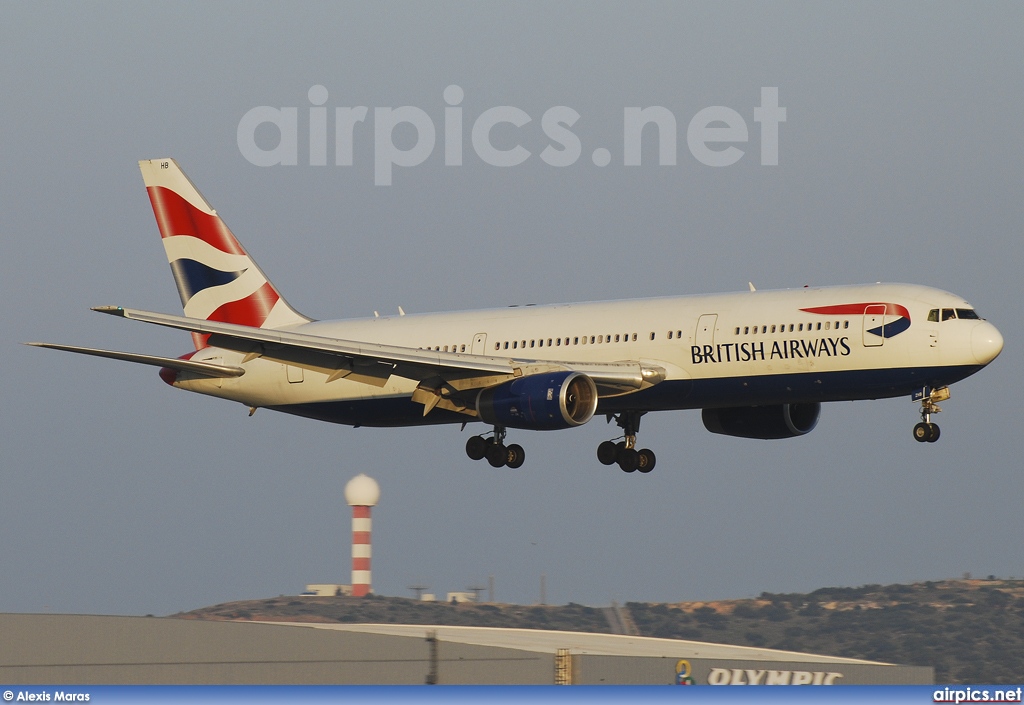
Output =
[
  {"x1": 25, "y1": 342, "x2": 245, "y2": 378},
  {"x1": 91, "y1": 306, "x2": 665, "y2": 399}
]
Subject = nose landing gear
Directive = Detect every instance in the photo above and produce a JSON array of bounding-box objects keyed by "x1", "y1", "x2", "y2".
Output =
[
  {"x1": 466, "y1": 426, "x2": 525, "y2": 468},
  {"x1": 912, "y1": 386, "x2": 949, "y2": 443},
  {"x1": 597, "y1": 411, "x2": 656, "y2": 473}
]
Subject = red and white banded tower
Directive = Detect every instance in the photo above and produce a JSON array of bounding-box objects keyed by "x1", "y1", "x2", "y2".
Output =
[{"x1": 344, "y1": 474, "x2": 380, "y2": 597}]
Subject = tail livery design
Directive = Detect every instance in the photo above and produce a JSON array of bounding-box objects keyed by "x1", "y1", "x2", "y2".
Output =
[{"x1": 139, "y1": 159, "x2": 309, "y2": 348}]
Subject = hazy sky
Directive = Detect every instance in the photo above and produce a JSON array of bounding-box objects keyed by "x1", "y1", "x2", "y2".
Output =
[{"x1": 1, "y1": 2, "x2": 1022, "y2": 616}]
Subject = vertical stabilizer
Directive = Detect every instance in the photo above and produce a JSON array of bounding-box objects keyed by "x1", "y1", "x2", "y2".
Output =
[{"x1": 139, "y1": 159, "x2": 310, "y2": 349}]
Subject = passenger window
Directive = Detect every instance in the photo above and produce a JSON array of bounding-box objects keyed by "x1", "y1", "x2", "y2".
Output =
[
  {"x1": 824, "y1": 322, "x2": 830, "y2": 330},
  {"x1": 816, "y1": 322, "x2": 822, "y2": 330},
  {"x1": 632, "y1": 333, "x2": 637, "y2": 341},
  {"x1": 844, "y1": 321, "x2": 849, "y2": 329},
  {"x1": 615, "y1": 334, "x2": 620, "y2": 342},
  {"x1": 494, "y1": 343, "x2": 500, "y2": 350},
  {"x1": 573, "y1": 337, "x2": 579, "y2": 345},
  {"x1": 667, "y1": 331, "x2": 672, "y2": 340},
  {"x1": 743, "y1": 326, "x2": 749, "y2": 334},
  {"x1": 512, "y1": 341, "x2": 517, "y2": 349},
  {"x1": 789, "y1": 324, "x2": 795, "y2": 332},
  {"x1": 461, "y1": 345, "x2": 466, "y2": 352},
  {"x1": 530, "y1": 340, "x2": 535, "y2": 348},
  {"x1": 798, "y1": 323, "x2": 803, "y2": 331},
  {"x1": 547, "y1": 338, "x2": 553, "y2": 346},
  {"x1": 503, "y1": 342, "x2": 509, "y2": 349},
  {"x1": 735, "y1": 327, "x2": 740, "y2": 335},
  {"x1": 650, "y1": 332, "x2": 655, "y2": 340},
  {"x1": 770, "y1": 325, "x2": 776, "y2": 333},
  {"x1": 762, "y1": 326, "x2": 767, "y2": 334}
]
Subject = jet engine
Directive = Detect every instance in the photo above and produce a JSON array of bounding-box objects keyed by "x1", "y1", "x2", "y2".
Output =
[
  {"x1": 702, "y1": 402, "x2": 821, "y2": 440},
  {"x1": 476, "y1": 371, "x2": 598, "y2": 431}
]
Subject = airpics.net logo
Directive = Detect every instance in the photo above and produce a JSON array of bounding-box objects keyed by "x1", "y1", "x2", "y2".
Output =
[{"x1": 237, "y1": 85, "x2": 786, "y2": 186}]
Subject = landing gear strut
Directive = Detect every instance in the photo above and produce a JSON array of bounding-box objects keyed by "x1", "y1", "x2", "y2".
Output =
[
  {"x1": 466, "y1": 426, "x2": 525, "y2": 468},
  {"x1": 597, "y1": 411, "x2": 656, "y2": 473},
  {"x1": 912, "y1": 386, "x2": 948, "y2": 443}
]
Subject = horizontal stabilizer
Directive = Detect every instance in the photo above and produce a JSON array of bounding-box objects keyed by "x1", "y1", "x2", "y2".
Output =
[{"x1": 25, "y1": 342, "x2": 245, "y2": 378}]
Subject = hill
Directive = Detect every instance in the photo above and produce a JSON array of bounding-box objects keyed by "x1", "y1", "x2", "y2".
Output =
[{"x1": 177, "y1": 578, "x2": 1024, "y2": 683}]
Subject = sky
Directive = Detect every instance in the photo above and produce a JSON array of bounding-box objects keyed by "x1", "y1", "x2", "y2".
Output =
[{"x1": 1, "y1": 2, "x2": 1022, "y2": 617}]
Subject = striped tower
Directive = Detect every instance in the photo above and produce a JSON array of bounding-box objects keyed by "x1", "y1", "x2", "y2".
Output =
[{"x1": 344, "y1": 474, "x2": 380, "y2": 597}]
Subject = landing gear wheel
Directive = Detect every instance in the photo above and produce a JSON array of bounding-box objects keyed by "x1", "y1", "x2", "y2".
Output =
[
  {"x1": 618, "y1": 448, "x2": 640, "y2": 473},
  {"x1": 914, "y1": 386, "x2": 949, "y2": 445},
  {"x1": 466, "y1": 435, "x2": 488, "y2": 460},
  {"x1": 486, "y1": 442, "x2": 508, "y2": 468},
  {"x1": 637, "y1": 448, "x2": 656, "y2": 473},
  {"x1": 597, "y1": 441, "x2": 618, "y2": 465},
  {"x1": 506, "y1": 443, "x2": 526, "y2": 468}
]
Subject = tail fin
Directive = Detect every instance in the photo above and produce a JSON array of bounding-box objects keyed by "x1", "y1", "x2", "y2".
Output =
[{"x1": 139, "y1": 159, "x2": 310, "y2": 349}]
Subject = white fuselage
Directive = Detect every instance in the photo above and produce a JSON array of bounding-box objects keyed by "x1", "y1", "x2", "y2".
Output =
[{"x1": 172, "y1": 282, "x2": 1002, "y2": 428}]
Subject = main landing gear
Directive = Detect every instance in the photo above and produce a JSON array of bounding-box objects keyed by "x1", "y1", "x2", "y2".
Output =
[
  {"x1": 912, "y1": 386, "x2": 949, "y2": 443},
  {"x1": 597, "y1": 411, "x2": 656, "y2": 473},
  {"x1": 466, "y1": 426, "x2": 525, "y2": 468}
]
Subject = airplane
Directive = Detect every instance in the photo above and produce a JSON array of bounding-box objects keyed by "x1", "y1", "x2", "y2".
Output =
[{"x1": 29, "y1": 159, "x2": 1004, "y2": 473}]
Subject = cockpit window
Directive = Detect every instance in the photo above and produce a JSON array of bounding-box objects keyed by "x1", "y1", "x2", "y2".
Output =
[{"x1": 931, "y1": 307, "x2": 983, "y2": 322}]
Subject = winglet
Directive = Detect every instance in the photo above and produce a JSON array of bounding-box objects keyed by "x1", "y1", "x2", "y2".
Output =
[{"x1": 92, "y1": 306, "x2": 125, "y2": 316}]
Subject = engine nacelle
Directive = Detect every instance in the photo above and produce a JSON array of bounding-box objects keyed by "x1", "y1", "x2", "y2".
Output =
[
  {"x1": 476, "y1": 371, "x2": 598, "y2": 430},
  {"x1": 702, "y1": 402, "x2": 821, "y2": 440}
]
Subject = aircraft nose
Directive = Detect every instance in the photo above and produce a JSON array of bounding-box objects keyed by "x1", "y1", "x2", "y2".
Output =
[{"x1": 971, "y1": 321, "x2": 1004, "y2": 365}]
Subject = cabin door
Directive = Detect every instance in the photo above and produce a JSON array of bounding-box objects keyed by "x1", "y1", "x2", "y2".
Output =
[{"x1": 862, "y1": 305, "x2": 885, "y2": 347}]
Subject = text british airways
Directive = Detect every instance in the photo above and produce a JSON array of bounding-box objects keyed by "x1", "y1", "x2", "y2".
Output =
[{"x1": 692, "y1": 336, "x2": 852, "y2": 365}]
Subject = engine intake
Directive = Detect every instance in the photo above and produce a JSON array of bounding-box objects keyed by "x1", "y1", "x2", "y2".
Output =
[
  {"x1": 702, "y1": 402, "x2": 820, "y2": 440},
  {"x1": 477, "y1": 371, "x2": 598, "y2": 430}
]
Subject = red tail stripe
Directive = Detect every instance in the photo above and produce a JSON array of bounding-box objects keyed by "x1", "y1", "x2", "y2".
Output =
[
  {"x1": 205, "y1": 282, "x2": 280, "y2": 329},
  {"x1": 146, "y1": 186, "x2": 247, "y2": 256}
]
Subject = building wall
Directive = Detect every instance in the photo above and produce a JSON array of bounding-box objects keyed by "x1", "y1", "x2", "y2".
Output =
[
  {"x1": 0, "y1": 615, "x2": 931, "y2": 685},
  {"x1": 0, "y1": 615, "x2": 549, "y2": 685},
  {"x1": 574, "y1": 655, "x2": 933, "y2": 685}
]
